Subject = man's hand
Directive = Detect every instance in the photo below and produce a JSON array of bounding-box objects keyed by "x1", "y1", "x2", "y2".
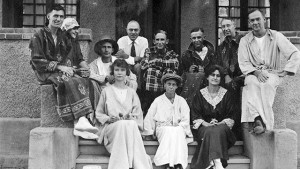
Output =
[
  {"x1": 106, "y1": 75, "x2": 115, "y2": 84},
  {"x1": 277, "y1": 70, "x2": 288, "y2": 77},
  {"x1": 225, "y1": 75, "x2": 232, "y2": 84},
  {"x1": 189, "y1": 65, "x2": 198, "y2": 73},
  {"x1": 115, "y1": 49, "x2": 129, "y2": 59},
  {"x1": 254, "y1": 70, "x2": 269, "y2": 83},
  {"x1": 77, "y1": 68, "x2": 90, "y2": 77},
  {"x1": 57, "y1": 65, "x2": 75, "y2": 77},
  {"x1": 134, "y1": 56, "x2": 142, "y2": 63},
  {"x1": 198, "y1": 66, "x2": 204, "y2": 73}
]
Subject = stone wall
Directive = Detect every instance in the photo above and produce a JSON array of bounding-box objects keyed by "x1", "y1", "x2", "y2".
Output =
[
  {"x1": 80, "y1": 0, "x2": 116, "y2": 63},
  {"x1": 273, "y1": 31, "x2": 300, "y2": 128},
  {"x1": 181, "y1": 0, "x2": 217, "y2": 53}
]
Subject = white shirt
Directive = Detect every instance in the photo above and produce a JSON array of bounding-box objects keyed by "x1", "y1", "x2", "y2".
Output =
[
  {"x1": 254, "y1": 35, "x2": 266, "y2": 61},
  {"x1": 195, "y1": 46, "x2": 208, "y2": 60},
  {"x1": 117, "y1": 36, "x2": 149, "y2": 59}
]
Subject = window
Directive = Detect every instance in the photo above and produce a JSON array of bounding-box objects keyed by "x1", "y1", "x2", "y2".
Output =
[
  {"x1": 22, "y1": 0, "x2": 79, "y2": 28},
  {"x1": 217, "y1": 0, "x2": 270, "y2": 44}
]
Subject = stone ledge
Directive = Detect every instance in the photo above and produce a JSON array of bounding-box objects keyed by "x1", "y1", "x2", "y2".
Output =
[
  {"x1": 0, "y1": 118, "x2": 40, "y2": 169},
  {"x1": 41, "y1": 85, "x2": 74, "y2": 128},
  {"x1": 289, "y1": 37, "x2": 300, "y2": 44},
  {"x1": 242, "y1": 123, "x2": 297, "y2": 169},
  {"x1": 28, "y1": 127, "x2": 78, "y2": 169},
  {"x1": 0, "y1": 28, "x2": 92, "y2": 41}
]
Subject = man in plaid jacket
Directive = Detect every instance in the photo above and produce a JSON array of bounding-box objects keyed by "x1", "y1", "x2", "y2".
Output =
[{"x1": 141, "y1": 30, "x2": 179, "y2": 114}]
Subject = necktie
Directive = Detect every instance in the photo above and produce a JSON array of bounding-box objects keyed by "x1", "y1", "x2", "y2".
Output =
[{"x1": 130, "y1": 41, "x2": 136, "y2": 57}]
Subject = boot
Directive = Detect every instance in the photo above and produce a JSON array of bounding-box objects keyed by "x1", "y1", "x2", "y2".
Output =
[{"x1": 253, "y1": 116, "x2": 266, "y2": 134}]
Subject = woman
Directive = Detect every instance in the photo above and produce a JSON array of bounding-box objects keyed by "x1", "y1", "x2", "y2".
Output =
[
  {"x1": 143, "y1": 73, "x2": 193, "y2": 169},
  {"x1": 60, "y1": 18, "x2": 99, "y2": 139},
  {"x1": 190, "y1": 65, "x2": 237, "y2": 169},
  {"x1": 95, "y1": 59, "x2": 152, "y2": 169}
]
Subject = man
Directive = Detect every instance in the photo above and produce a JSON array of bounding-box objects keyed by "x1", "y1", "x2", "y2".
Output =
[
  {"x1": 89, "y1": 36, "x2": 138, "y2": 92},
  {"x1": 179, "y1": 27, "x2": 216, "y2": 106},
  {"x1": 238, "y1": 9, "x2": 300, "y2": 134},
  {"x1": 29, "y1": 5, "x2": 98, "y2": 139},
  {"x1": 216, "y1": 18, "x2": 244, "y2": 139},
  {"x1": 117, "y1": 20, "x2": 149, "y2": 91},
  {"x1": 217, "y1": 18, "x2": 244, "y2": 90},
  {"x1": 141, "y1": 30, "x2": 179, "y2": 113}
]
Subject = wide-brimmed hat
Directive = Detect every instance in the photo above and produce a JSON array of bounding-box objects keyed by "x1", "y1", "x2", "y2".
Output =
[
  {"x1": 161, "y1": 73, "x2": 182, "y2": 86},
  {"x1": 94, "y1": 35, "x2": 119, "y2": 55},
  {"x1": 61, "y1": 18, "x2": 79, "y2": 31}
]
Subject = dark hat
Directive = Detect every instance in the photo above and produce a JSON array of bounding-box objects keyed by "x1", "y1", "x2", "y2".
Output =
[
  {"x1": 161, "y1": 73, "x2": 182, "y2": 86},
  {"x1": 94, "y1": 35, "x2": 119, "y2": 56}
]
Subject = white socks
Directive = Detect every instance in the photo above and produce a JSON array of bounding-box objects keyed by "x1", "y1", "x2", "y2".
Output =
[
  {"x1": 206, "y1": 159, "x2": 224, "y2": 169},
  {"x1": 213, "y1": 159, "x2": 224, "y2": 169}
]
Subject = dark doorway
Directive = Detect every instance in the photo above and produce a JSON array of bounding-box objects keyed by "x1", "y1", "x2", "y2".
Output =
[
  {"x1": 152, "y1": 0, "x2": 181, "y2": 54},
  {"x1": 115, "y1": 0, "x2": 181, "y2": 54}
]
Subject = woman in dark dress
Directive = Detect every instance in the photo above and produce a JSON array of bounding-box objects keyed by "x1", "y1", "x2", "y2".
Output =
[{"x1": 190, "y1": 65, "x2": 237, "y2": 169}]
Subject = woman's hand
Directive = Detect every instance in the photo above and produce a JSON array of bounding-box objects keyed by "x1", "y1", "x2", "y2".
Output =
[
  {"x1": 107, "y1": 116, "x2": 120, "y2": 124},
  {"x1": 124, "y1": 114, "x2": 134, "y2": 120},
  {"x1": 201, "y1": 121, "x2": 214, "y2": 127}
]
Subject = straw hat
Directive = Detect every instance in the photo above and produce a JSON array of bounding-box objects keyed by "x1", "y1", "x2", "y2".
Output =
[{"x1": 94, "y1": 35, "x2": 119, "y2": 55}]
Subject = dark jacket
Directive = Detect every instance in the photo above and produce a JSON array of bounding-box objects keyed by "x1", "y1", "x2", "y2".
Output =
[
  {"x1": 179, "y1": 40, "x2": 216, "y2": 75},
  {"x1": 216, "y1": 34, "x2": 243, "y2": 78},
  {"x1": 29, "y1": 27, "x2": 67, "y2": 83}
]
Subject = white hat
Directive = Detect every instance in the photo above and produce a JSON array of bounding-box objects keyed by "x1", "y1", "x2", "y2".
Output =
[{"x1": 61, "y1": 18, "x2": 79, "y2": 31}]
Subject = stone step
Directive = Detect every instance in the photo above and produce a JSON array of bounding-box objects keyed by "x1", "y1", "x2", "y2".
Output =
[
  {"x1": 75, "y1": 154, "x2": 250, "y2": 169},
  {"x1": 79, "y1": 139, "x2": 244, "y2": 156}
]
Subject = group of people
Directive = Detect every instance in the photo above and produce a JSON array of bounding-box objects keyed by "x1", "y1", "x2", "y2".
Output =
[{"x1": 29, "y1": 4, "x2": 300, "y2": 169}]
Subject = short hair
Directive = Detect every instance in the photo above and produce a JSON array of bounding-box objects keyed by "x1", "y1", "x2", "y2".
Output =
[
  {"x1": 110, "y1": 59, "x2": 130, "y2": 76},
  {"x1": 154, "y1": 29, "x2": 168, "y2": 39},
  {"x1": 45, "y1": 4, "x2": 65, "y2": 26},
  {"x1": 190, "y1": 27, "x2": 204, "y2": 34},
  {"x1": 220, "y1": 18, "x2": 235, "y2": 25},
  {"x1": 205, "y1": 65, "x2": 225, "y2": 82},
  {"x1": 248, "y1": 9, "x2": 265, "y2": 18},
  {"x1": 127, "y1": 20, "x2": 140, "y2": 29}
]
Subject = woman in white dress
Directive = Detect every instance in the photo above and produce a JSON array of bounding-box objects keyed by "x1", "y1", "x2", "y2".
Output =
[
  {"x1": 143, "y1": 73, "x2": 193, "y2": 169},
  {"x1": 95, "y1": 59, "x2": 152, "y2": 169}
]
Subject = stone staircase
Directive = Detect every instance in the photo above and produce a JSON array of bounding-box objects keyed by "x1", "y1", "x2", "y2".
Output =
[{"x1": 75, "y1": 139, "x2": 250, "y2": 169}]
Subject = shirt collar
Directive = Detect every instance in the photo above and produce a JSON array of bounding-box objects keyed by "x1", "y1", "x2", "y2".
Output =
[
  {"x1": 127, "y1": 36, "x2": 140, "y2": 45},
  {"x1": 247, "y1": 29, "x2": 274, "y2": 43}
]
